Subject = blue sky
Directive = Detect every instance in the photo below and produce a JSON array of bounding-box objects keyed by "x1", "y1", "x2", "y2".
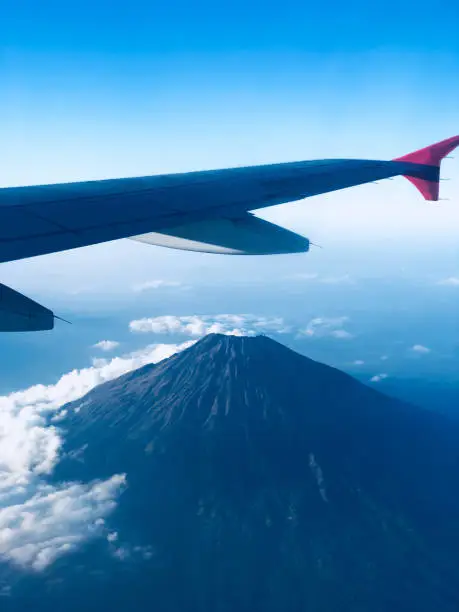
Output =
[{"x1": 3, "y1": 0, "x2": 459, "y2": 183}]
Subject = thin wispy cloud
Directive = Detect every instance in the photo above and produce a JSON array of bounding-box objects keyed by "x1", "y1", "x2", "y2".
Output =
[
  {"x1": 287, "y1": 272, "x2": 318, "y2": 281},
  {"x1": 331, "y1": 329, "x2": 353, "y2": 339},
  {"x1": 132, "y1": 280, "x2": 183, "y2": 292},
  {"x1": 299, "y1": 316, "x2": 353, "y2": 339},
  {"x1": 286, "y1": 273, "x2": 354, "y2": 285},
  {"x1": 437, "y1": 277, "x2": 459, "y2": 286}
]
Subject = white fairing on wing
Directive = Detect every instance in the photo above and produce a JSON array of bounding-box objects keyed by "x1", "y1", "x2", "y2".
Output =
[
  {"x1": 130, "y1": 214, "x2": 310, "y2": 255},
  {"x1": 0, "y1": 284, "x2": 54, "y2": 331}
]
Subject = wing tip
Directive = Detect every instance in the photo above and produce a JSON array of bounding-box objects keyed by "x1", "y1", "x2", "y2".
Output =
[{"x1": 393, "y1": 135, "x2": 459, "y2": 201}]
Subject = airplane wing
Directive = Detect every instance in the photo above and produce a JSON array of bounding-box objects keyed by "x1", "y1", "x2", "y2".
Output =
[
  {"x1": 2, "y1": 134, "x2": 458, "y2": 264},
  {"x1": 0, "y1": 135, "x2": 457, "y2": 331}
]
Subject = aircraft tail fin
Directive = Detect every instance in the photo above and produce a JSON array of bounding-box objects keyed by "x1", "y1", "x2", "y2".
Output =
[{"x1": 392, "y1": 135, "x2": 459, "y2": 200}]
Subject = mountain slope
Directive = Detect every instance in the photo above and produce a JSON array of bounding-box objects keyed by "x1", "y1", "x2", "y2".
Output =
[{"x1": 5, "y1": 334, "x2": 459, "y2": 611}]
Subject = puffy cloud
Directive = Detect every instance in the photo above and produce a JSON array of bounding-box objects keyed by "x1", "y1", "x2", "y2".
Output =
[
  {"x1": 132, "y1": 280, "x2": 183, "y2": 292},
  {"x1": 0, "y1": 340, "x2": 192, "y2": 571},
  {"x1": 299, "y1": 317, "x2": 353, "y2": 339},
  {"x1": 411, "y1": 344, "x2": 431, "y2": 354},
  {"x1": 437, "y1": 277, "x2": 459, "y2": 286},
  {"x1": 129, "y1": 314, "x2": 290, "y2": 337},
  {"x1": 353, "y1": 360, "x2": 365, "y2": 365},
  {"x1": 0, "y1": 475, "x2": 126, "y2": 571},
  {"x1": 93, "y1": 340, "x2": 120, "y2": 352},
  {"x1": 1, "y1": 342, "x2": 193, "y2": 418},
  {"x1": 370, "y1": 373, "x2": 388, "y2": 383}
]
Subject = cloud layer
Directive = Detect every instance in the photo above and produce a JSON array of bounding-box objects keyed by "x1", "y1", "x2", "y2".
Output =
[
  {"x1": 0, "y1": 475, "x2": 126, "y2": 571},
  {"x1": 129, "y1": 314, "x2": 291, "y2": 337},
  {"x1": 129, "y1": 313, "x2": 356, "y2": 344}
]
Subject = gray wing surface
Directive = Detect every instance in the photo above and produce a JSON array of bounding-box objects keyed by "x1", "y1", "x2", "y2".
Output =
[{"x1": 0, "y1": 159, "x2": 412, "y2": 264}]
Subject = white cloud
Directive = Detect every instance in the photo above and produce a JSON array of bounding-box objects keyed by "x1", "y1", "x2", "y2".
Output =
[
  {"x1": 300, "y1": 316, "x2": 353, "y2": 339},
  {"x1": 0, "y1": 340, "x2": 192, "y2": 571},
  {"x1": 93, "y1": 340, "x2": 120, "y2": 352},
  {"x1": 370, "y1": 373, "x2": 388, "y2": 383},
  {"x1": 380, "y1": 355, "x2": 388, "y2": 361},
  {"x1": 107, "y1": 531, "x2": 119, "y2": 543},
  {"x1": 129, "y1": 314, "x2": 290, "y2": 337},
  {"x1": 132, "y1": 280, "x2": 183, "y2": 292},
  {"x1": 411, "y1": 344, "x2": 431, "y2": 354},
  {"x1": 0, "y1": 475, "x2": 126, "y2": 571},
  {"x1": 1, "y1": 341, "x2": 193, "y2": 419},
  {"x1": 437, "y1": 277, "x2": 459, "y2": 286},
  {"x1": 51, "y1": 409, "x2": 68, "y2": 423},
  {"x1": 353, "y1": 360, "x2": 365, "y2": 365}
]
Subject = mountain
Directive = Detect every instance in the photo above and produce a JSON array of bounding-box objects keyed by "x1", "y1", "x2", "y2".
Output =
[{"x1": 3, "y1": 334, "x2": 459, "y2": 611}]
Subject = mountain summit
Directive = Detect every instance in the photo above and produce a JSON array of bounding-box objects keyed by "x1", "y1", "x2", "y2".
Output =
[{"x1": 6, "y1": 334, "x2": 459, "y2": 611}]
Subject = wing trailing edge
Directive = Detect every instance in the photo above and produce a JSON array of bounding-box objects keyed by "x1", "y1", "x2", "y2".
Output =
[{"x1": 130, "y1": 214, "x2": 310, "y2": 255}]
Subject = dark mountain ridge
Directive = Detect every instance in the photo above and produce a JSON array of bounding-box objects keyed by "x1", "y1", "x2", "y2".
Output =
[{"x1": 5, "y1": 334, "x2": 459, "y2": 611}]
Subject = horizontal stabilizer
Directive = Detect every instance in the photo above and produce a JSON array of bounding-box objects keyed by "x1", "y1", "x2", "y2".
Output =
[
  {"x1": 130, "y1": 214, "x2": 310, "y2": 255},
  {"x1": 393, "y1": 135, "x2": 459, "y2": 200},
  {"x1": 0, "y1": 284, "x2": 54, "y2": 331}
]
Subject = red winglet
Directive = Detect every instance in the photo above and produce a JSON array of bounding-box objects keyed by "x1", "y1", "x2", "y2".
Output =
[{"x1": 393, "y1": 135, "x2": 459, "y2": 200}]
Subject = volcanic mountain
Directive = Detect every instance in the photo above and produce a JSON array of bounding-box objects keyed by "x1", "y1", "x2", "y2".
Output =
[{"x1": 5, "y1": 334, "x2": 459, "y2": 611}]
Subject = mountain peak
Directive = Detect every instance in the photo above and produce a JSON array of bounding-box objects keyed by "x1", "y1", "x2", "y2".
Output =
[
  {"x1": 37, "y1": 334, "x2": 459, "y2": 612},
  {"x1": 188, "y1": 331, "x2": 285, "y2": 351},
  {"x1": 168, "y1": 331, "x2": 313, "y2": 373}
]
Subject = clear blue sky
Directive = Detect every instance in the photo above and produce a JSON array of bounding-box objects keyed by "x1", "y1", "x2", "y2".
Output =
[{"x1": 2, "y1": 0, "x2": 459, "y2": 184}]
